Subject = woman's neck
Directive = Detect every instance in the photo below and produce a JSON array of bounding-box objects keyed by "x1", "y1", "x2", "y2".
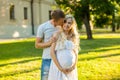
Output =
[
  {"x1": 64, "y1": 30, "x2": 69, "y2": 35},
  {"x1": 64, "y1": 31, "x2": 69, "y2": 39}
]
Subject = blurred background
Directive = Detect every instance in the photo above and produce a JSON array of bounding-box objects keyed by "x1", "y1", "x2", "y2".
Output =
[{"x1": 0, "y1": 0, "x2": 120, "y2": 80}]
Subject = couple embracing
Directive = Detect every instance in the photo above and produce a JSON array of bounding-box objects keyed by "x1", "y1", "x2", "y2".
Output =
[{"x1": 35, "y1": 9, "x2": 79, "y2": 80}]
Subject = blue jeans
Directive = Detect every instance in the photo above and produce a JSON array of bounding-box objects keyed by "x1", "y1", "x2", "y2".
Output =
[{"x1": 41, "y1": 59, "x2": 51, "y2": 80}]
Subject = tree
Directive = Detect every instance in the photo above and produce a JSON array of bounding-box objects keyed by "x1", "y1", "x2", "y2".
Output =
[
  {"x1": 116, "y1": 15, "x2": 120, "y2": 30},
  {"x1": 55, "y1": 0, "x2": 120, "y2": 39},
  {"x1": 111, "y1": 1, "x2": 120, "y2": 32}
]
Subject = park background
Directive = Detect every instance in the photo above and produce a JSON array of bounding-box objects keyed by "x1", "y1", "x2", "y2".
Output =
[{"x1": 0, "y1": 0, "x2": 120, "y2": 80}]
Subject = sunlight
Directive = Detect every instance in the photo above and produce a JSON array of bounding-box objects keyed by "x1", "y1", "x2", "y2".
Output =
[
  {"x1": 95, "y1": 45, "x2": 120, "y2": 50},
  {"x1": 22, "y1": 20, "x2": 28, "y2": 28},
  {"x1": 22, "y1": 25, "x2": 27, "y2": 28},
  {"x1": 12, "y1": 31, "x2": 20, "y2": 38},
  {"x1": 1, "y1": 7, "x2": 6, "y2": 17},
  {"x1": 93, "y1": 33, "x2": 120, "y2": 39}
]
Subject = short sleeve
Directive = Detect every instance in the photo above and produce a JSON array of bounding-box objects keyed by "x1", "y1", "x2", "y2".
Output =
[{"x1": 36, "y1": 25, "x2": 44, "y2": 38}]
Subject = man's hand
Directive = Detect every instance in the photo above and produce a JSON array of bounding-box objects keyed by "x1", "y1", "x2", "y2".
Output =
[{"x1": 49, "y1": 36, "x2": 58, "y2": 44}]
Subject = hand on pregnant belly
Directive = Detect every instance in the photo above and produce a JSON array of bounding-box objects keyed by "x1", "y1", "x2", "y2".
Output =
[{"x1": 57, "y1": 50, "x2": 76, "y2": 69}]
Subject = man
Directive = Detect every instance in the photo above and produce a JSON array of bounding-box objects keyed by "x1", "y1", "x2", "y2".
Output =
[{"x1": 35, "y1": 10, "x2": 65, "y2": 80}]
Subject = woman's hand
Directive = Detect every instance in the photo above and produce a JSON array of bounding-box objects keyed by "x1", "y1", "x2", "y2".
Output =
[
  {"x1": 67, "y1": 66, "x2": 76, "y2": 72},
  {"x1": 57, "y1": 66, "x2": 71, "y2": 74},
  {"x1": 59, "y1": 66, "x2": 75, "y2": 74},
  {"x1": 60, "y1": 68, "x2": 70, "y2": 74}
]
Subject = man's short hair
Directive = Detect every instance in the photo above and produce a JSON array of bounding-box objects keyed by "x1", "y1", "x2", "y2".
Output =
[{"x1": 51, "y1": 10, "x2": 65, "y2": 21}]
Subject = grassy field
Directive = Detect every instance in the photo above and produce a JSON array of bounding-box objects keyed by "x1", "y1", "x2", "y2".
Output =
[{"x1": 0, "y1": 30, "x2": 120, "y2": 80}]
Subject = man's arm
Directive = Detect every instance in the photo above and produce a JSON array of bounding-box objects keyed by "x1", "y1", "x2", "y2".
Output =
[{"x1": 35, "y1": 37, "x2": 52, "y2": 49}]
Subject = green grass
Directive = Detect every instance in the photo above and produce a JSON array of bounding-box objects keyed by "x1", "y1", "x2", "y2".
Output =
[
  {"x1": 78, "y1": 33, "x2": 120, "y2": 80},
  {"x1": 0, "y1": 31, "x2": 120, "y2": 80},
  {"x1": 79, "y1": 28, "x2": 120, "y2": 34},
  {"x1": 0, "y1": 38, "x2": 41, "y2": 80}
]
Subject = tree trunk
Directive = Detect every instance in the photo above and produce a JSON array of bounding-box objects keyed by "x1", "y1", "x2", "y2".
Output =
[
  {"x1": 112, "y1": 12, "x2": 116, "y2": 32},
  {"x1": 81, "y1": 1, "x2": 93, "y2": 39},
  {"x1": 83, "y1": 14, "x2": 93, "y2": 39},
  {"x1": 117, "y1": 24, "x2": 120, "y2": 30}
]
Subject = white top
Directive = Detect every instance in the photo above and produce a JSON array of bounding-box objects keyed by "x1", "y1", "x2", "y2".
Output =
[
  {"x1": 36, "y1": 21, "x2": 57, "y2": 59},
  {"x1": 56, "y1": 40, "x2": 76, "y2": 69},
  {"x1": 48, "y1": 34, "x2": 78, "y2": 80}
]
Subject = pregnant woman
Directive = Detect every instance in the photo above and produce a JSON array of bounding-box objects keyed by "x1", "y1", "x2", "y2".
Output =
[{"x1": 48, "y1": 15, "x2": 80, "y2": 80}]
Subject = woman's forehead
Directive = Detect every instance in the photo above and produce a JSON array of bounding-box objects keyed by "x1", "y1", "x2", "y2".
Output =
[{"x1": 67, "y1": 18, "x2": 72, "y2": 22}]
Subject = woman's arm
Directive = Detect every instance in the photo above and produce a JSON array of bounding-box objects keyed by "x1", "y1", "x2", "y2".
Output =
[
  {"x1": 72, "y1": 49, "x2": 78, "y2": 68},
  {"x1": 68, "y1": 49, "x2": 78, "y2": 72},
  {"x1": 50, "y1": 42, "x2": 63, "y2": 72}
]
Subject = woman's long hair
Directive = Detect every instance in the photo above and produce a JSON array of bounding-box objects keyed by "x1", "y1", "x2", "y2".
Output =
[{"x1": 65, "y1": 14, "x2": 80, "y2": 52}]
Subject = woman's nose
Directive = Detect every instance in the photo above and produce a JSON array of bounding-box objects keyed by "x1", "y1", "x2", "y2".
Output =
[{"x1": 66, "y1": 24, "x2": 70, "y2": 27}]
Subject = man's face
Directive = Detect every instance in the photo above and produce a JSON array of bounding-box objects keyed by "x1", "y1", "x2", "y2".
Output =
[{"x1": 55, "y1": 18, "x2": 65, "y2": 26}]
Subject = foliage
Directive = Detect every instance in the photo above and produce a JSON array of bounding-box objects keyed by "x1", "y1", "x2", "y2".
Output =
[{"x1": 55, "y1": 0, "x2": 119, "y2": 26}]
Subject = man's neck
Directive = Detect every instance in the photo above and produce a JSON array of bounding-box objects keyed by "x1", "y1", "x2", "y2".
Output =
[{"x1": 50, "y1": 20, "x2": 56, "y2": 27}]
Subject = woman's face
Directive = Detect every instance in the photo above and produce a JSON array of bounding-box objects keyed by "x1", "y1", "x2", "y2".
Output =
[{"x1": 63, "y1": 18, "x2": 73, "y2": 31}]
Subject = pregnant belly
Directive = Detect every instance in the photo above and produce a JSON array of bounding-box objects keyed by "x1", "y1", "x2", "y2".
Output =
[{"x1": 57, "y1": 50, "x2": 76, "y2": 69}]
